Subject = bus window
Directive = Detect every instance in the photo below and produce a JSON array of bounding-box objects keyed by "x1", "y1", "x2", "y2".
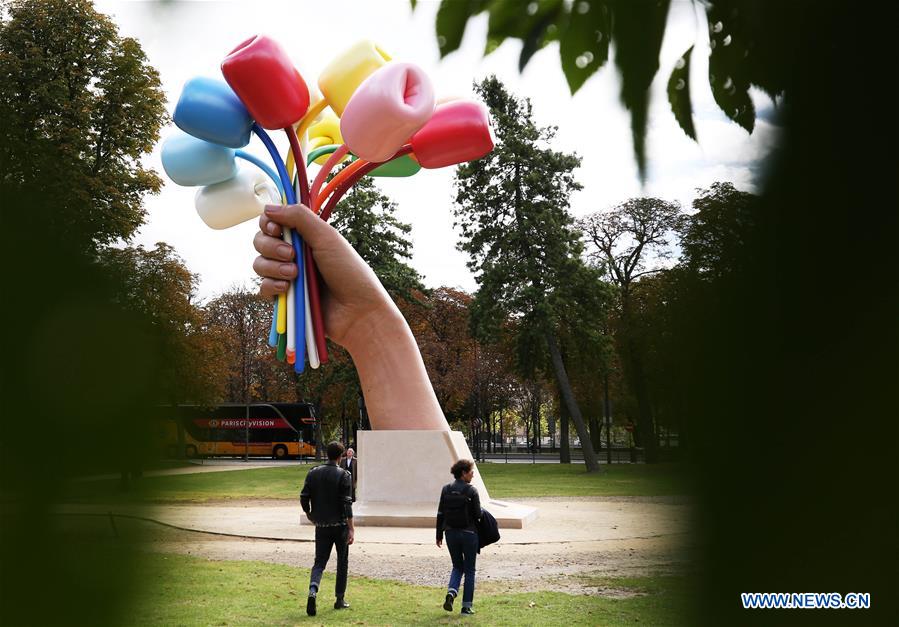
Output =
[{"x1": 161, "y1": 403, "x2": 317, "y2": 458}]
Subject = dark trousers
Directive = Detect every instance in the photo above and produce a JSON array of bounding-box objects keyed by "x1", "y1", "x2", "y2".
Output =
[
  {"x1": 310, "y1": 525, "x2": 349, "y2": 597},
  {"x1": 446, "y1": 529, "x2": 478, "y2": 607}
]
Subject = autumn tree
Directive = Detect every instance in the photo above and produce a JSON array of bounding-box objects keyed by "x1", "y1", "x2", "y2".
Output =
[
  {"x1": 579, "y1": 198, "x2": 682, "y2": 462},
  {"x1": 102, "y1": 243, "x2": 228, "y2": 406},
  {"x1": 204, "y1": 287, "x2": 277, "y2": 404},
  {"x1": 453, "y1": 76, "x2": 612, "y2": 472},
  {"x1": 402, "y1": 287, "x2": 477, "y2": 420}
]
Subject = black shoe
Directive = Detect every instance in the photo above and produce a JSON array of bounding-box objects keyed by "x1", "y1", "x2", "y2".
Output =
[
  {"x1": 334, "y1": 599, "x2": 350, "y2": 610},
  {"x1": 443, "y1": 593, "x2": 455, "y2": 612},
  {"x1": 461, "y1": 607, "x2": 475, "y2": 615},
  {"x1": 306, "y1": 593, "x2": 316, "y2": 617}
]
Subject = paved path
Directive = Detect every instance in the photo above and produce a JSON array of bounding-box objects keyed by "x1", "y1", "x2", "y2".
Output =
[
  {"x1": 60, "y1": 497, "x2": 685, "y2": 544},
  {"x1": 57, "y1": 496, "x2": 690, "y2": 588}
]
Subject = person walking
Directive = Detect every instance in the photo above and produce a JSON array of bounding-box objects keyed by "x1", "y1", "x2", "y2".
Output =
[
  {"x1": 436, "y1": 459, "x2": 482, "y2": 615},
  {"x1": 339, "y1": 447, "x2": 358, "y2": 501},
  {"x1": 300, "y1": 441, "x2": 355, "y2": 616}
]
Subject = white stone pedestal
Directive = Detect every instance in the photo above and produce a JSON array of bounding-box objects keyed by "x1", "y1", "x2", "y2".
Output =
[{"x1": 352, "y1": 430, "x2": 538, "y2": 528}]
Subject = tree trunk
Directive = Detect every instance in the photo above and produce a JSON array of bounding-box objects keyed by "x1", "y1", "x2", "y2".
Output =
[
  {"x1": 559, "y1": 392, "x2": 570, "y2": 464},
  {"x1": 619, "y1": 294, "x2": 658, "y2": 464},
  {"x1": 626, "y1": 339, "x2": 658, "y2": 463},
  {"x1": 489, "y1": 412, "x2": 495, "y2": 453},
  {"x1": 589, "y1": 413, "x2": 602, "y2": 451},
  {"x1": 524, "y1": 413, "x2": 531, "y2": 454},
  {"x1": 546, "y1": 332, "x2": 601, "y2": 472}
]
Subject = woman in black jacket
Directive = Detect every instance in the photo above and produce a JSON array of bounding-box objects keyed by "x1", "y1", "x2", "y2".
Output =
[{"x1": 436, "y1": 459, "x2": 481, "y2": 615}]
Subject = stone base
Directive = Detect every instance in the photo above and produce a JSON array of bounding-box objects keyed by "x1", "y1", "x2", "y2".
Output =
[
  {"x1": 352, "y1": 498, "x2": 538, "y2": 529},
  {"x1": 353, "y1": 430, "x2": 538, "y2": 528}
]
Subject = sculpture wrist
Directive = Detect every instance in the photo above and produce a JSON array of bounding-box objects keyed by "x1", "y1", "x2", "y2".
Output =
[{"x1": 344, "y1": 307, "x2": 449, "y2": 431}]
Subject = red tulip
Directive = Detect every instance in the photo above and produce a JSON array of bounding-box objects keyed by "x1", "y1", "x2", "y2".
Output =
[
  {"x1": 411, "y1": 101, "x2": 494, "y2": 169},
  {"x1": 221, "y1": 35, "x2": 309, "y2": 129}
]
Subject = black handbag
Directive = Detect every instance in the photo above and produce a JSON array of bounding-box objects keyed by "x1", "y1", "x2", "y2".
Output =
[{"x1": 477, "y1": 508, "x2": 500, "y2": 549}]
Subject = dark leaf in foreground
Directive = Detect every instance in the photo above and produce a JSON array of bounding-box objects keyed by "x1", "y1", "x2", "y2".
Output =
[
  {"x1": 667, "y1": 45, "x2": 697, "y2": 141},
  {"x1": 610, "y1": 0, "x2": 671, "y2": 182},
  {"x1": 559, "y1": 0, "x2": 610, "y2": 94}
]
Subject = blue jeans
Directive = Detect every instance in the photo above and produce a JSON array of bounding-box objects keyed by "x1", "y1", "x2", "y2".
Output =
[{"x1": 445, "y1": 529, "x2": 478, "y2": 607}]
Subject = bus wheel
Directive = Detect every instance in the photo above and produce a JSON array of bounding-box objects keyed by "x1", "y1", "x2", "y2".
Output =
[
  {"x1": 273, "y1": 445, "x2": 288, "y2": 460},
  {"x1": 185, "y1": 445, "x2": 198, "y2": 459}
]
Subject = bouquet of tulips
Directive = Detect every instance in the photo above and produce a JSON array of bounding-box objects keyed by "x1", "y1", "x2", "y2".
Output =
[{"x1": 161, "y1": 36, "x2": 494, "y2": 373}]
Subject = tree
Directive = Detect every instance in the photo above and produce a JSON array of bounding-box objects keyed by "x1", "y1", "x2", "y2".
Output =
[
  {"x1": 427, "y1": 0, "x2": 898, "y2": 614},
  {"x1": 626, "y1": 183, "x2": 759, "y2": 451},
  {"x1": 578, "y1": 198, "x2": 682, "y2": 462},
  {"x1": 402, "y1": 287, "x2": 477, "y2": 420},
  {"x1": 453, "y1": 76, "x2": 611, "y2": 472},
  {"x1": 102, "y1": 243, "x2": 228, "y2": 407},
  {"x1": 329, "y1": 175, "x2": 424, "y2": 301},
  {"x1": 0, "y1": 0, "x2": 166, "y2": 253},
  {"x1": 679, "y1": 182, "x2": 758, "y2": 281},
  {"x1": 205, "y1": 287, "x2": 275, "y2": 404}
]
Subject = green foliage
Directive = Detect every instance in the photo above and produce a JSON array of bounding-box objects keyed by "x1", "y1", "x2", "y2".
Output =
[
  {"x1": 667, "y1": 46, "x2": 696, "y2": 141},
  {"x1": 454, "y1": 76, "x2": 609, "y2": 471},
  {"x1": 579, "y1": 197, "x2": 684, "y2": 297},
  {"x1": 706, "y1": 4, "x2": 754, "y2": 133},
  {"x1": 454, "y1": 77, "x2": 602, "y2": 361},
  {"x1": 559, "y1": 0, "x2": 608, "y2": 93},
  {"x1": 102, "y1": 244, "x2": 227, "y2": 406},
  {"x1": 0, "y1": 0, "x2": 167, "y2": 252},
  {"x1": 436, "y1": 0, "x2": 488, "y2": 57},
  {"x1": 579, "y1": 197, "x2": 683, "y2": 461},
  {"x1": 678, "y1": 182, "x2": 758, "y2": 281},
  {"x1": 424, "y1": 0, "x2": 799, "y2": 180},
  {"x1": 610, "y1": 0, "x2": 671, "y2": 179}
]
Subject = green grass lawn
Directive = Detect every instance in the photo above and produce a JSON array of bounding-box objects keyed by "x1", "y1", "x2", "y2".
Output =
[
  {"x1": 480, "y1": 463, "x2": 685, "y2": 498},
  {"x1": 64, "y1": 463, "x2": 686, "y2": 504},
  {"x1": 134, "y1": 552, "x2": 688, "y2": 626}
]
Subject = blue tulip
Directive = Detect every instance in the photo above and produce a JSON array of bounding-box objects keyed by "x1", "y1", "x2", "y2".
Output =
[
  {"x1": 161, "y1": 130, "x2": 238, "y2": 186},
  {"x1": 173, "y1": 76, "x2": 253, "y2": 148}
]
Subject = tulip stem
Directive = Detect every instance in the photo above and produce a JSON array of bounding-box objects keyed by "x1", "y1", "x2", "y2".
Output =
[{"x1": 235, "y1": 150, "x2": 284, "y2": 195}]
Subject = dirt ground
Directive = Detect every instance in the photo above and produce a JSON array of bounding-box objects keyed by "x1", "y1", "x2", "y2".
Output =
[{"x1": 126, "y1": 496, "x2": 693, "y2": 595}]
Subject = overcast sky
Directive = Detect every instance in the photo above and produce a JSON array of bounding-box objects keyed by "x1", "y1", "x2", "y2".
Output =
[{"x1": 94, "y1": 0, "x2": 779, "y2": 301}]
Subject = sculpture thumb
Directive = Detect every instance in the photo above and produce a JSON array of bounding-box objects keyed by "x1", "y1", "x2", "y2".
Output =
[
  {"x1": 161, "y1": 130, "x2": 238, "y2": 186},
  {"x1": 341, "y1": 62, "x2": 435, "y2": 163},
  {"x1": 221, "y1": 34, "x2": 310, "y2": 129},
  {"x1": 195, "y1": 168, "x2": 280, "y2": 229},
  {"x1": 318, "y1": 40, "x2": 391, "y2": 117},
  {"x1": 411, "y1": 101, "x2": 494, "y2": 169},
  {"x1": 173, "y1": 77, "x2": 254, "y2": 148}
]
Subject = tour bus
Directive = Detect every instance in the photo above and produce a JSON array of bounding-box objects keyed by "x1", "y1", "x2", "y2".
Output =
[{"x1": 159, "y1": 403, "x2": 317, "y2": 459}]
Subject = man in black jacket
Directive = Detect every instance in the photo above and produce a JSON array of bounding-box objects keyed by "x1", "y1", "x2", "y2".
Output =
[{"x1": 301, "y1": 441, "x2": 355, "y2": 616}]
